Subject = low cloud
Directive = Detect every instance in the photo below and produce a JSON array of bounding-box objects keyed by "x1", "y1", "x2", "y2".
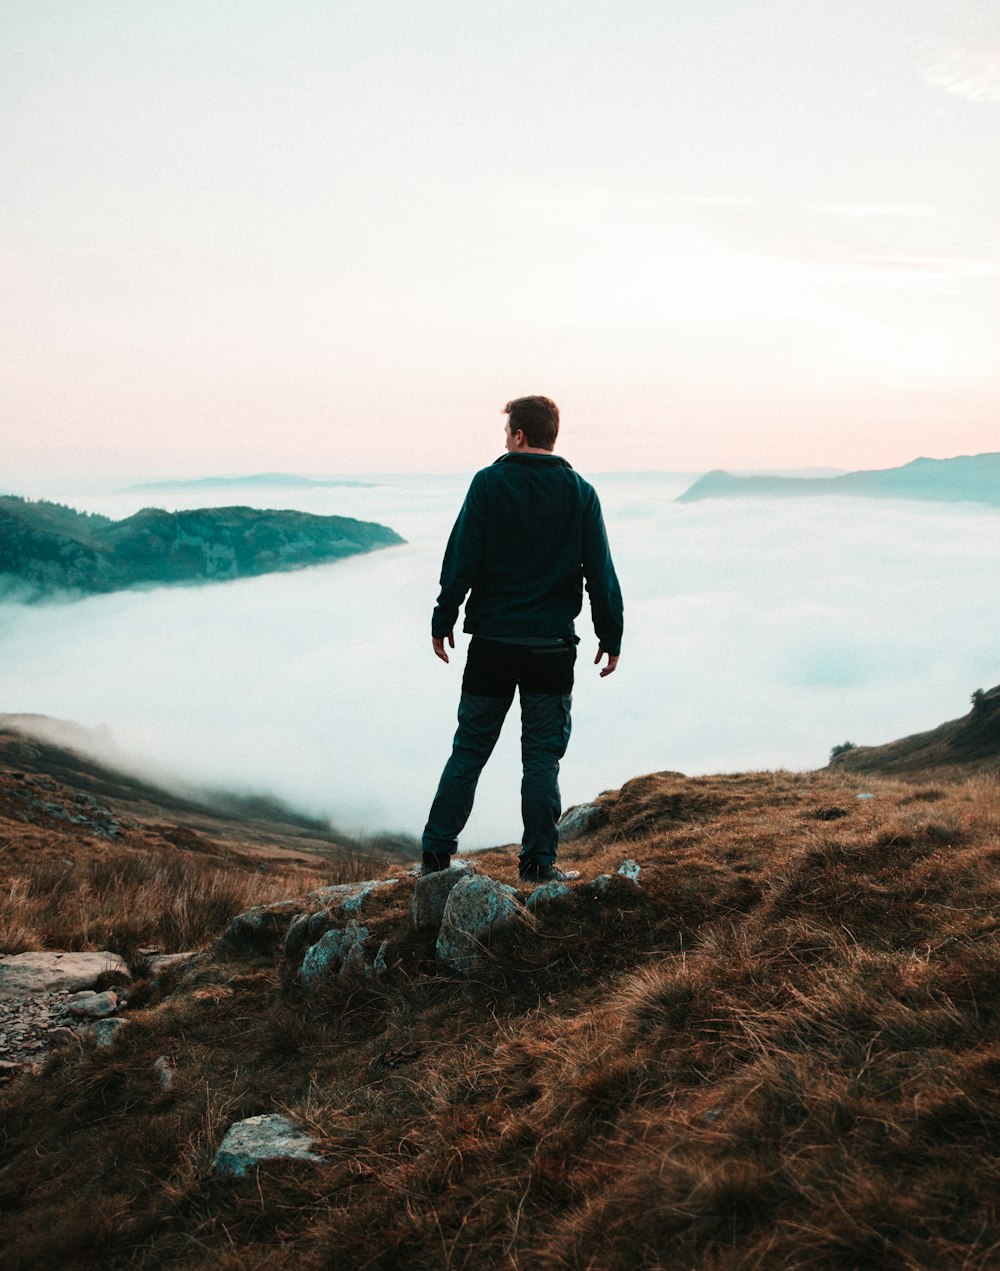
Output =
[
  {"x1": 1, "y1": 477, "x2": 998, "y2": 849},
  {"x1": 925, "y1": 49, "x2": 1000, "y2": 103}
]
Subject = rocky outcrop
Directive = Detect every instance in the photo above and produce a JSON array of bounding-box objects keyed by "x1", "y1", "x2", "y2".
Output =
[{"x1": 412, "y1": 864, "x2": 475, "y2": 931}]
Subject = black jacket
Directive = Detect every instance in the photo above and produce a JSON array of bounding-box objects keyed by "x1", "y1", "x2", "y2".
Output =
[{"x1": 431, "y1": 452, "x2": 623, "y2": 655}]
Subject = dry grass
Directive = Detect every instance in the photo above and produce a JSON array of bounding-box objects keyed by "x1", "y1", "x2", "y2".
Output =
[
  {"x1": 0, "y1": 841, "x2": 390, "y2": 961},
  {"x1": 3, "y1": 766, "x2": 1000, "y2": 1268}
]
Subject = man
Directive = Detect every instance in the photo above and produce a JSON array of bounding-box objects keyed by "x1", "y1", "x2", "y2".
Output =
[{"x1": 421, "y1": 395, "x2": 623, "y2": 882}]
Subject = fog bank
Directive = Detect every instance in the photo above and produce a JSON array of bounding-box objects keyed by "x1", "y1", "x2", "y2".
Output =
[{"x1": 1, "y1": 474, "x2": 997, "y2": 848}]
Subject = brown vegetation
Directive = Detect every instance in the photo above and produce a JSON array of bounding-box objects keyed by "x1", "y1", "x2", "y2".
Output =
[{"x1": 4, "y1": 764, "x2": 1000, "y2": 1267}]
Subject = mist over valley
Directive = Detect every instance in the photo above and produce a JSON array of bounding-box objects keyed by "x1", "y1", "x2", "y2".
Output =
[{"x1": 1, "y1": 470, "x2": 997, "y2": 848}]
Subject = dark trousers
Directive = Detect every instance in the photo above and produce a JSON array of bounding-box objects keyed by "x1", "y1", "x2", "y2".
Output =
[{"x1": 422, "y1": 637, "x2": 576, "y2": 866}]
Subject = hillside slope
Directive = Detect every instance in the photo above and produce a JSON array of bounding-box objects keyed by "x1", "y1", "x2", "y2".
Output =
[
  {"x1": 677, "y1": 451, "x2": 1000, "y2": 505},
  {"x1": 4, "y1": 761, "x2": 1000, "y2": 1268},
  {"x1": 829, "y1": 683, "x2": 1000, "y2": 774},
  {"x1": 0, "y1": 496, "x2": 404, "y2": 599}
]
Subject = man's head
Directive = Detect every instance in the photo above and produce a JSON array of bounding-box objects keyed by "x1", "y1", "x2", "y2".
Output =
[{"x1": 503, "y1": 396, "x2": 559, "y2": 452}]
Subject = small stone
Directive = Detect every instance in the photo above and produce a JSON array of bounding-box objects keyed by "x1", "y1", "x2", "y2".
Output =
[
  {"x1": 617, "y1": 859, "x2": 641, "y2": 883},
  {"x1": 300, "y1": 920, "x2": 370, "y2": 989},
  {"x1": 88, "y1": 1018, "x2": 127, "y2": 1048},
  {"x1": 154, "y1": 1055, "x2": 176, "y2": 1091},
  {"x1": 68, "y1": 990, "x2": 118, "y2": 1019},
  {"x1": 47, "y1": 1027, "x2": 78, "y2": 1047},
  {"x1": 589, "y1": 874, "x2": 613, "y2": 895},
  {"x1": 214, "y1": 1113, "x2": 326, "y2": 1178},
  {"x1": 557, "y1": 801, "x2": 608, "y2": 841}
]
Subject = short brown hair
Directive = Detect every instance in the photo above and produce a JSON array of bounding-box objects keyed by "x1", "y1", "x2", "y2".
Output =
[{"x1": 503, "y1": 396, "x2": 559, "y2": 450}]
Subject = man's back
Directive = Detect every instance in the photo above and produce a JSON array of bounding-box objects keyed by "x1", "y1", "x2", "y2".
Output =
[{"x1": 432, "y1": 451, "x2": 622, "y2": 652}]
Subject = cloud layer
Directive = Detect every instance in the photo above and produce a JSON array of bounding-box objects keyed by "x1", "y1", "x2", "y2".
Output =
[{"x1": 1, "y1": 475, "x2": 998, "y2": 849}]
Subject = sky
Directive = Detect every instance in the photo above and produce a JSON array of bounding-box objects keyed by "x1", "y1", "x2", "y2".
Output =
[
  {"x1": 3, "y1": 0, "x2": 999, "y2": 485},
  {"x1": 1, "y1": 477, "x2": 998, "y2": 847}
]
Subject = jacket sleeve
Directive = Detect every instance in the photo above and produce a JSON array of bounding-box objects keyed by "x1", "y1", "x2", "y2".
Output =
[
  {"x1": 431, "y1": 475, "x2": 487, "y2": 638},
  {"x1": 581, "y1": 489, "x2": 624, "y2": 656}
]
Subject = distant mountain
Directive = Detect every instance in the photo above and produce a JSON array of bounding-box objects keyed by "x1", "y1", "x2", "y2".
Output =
[
  {"x1": 121, "y1": 473, "x2": 375, "y2": 493},
  {"x1": 677, "y1": 453, "x2": 1000, "y2": 506},
  {"x1": 829, "y1": 683, "x2": 1000, "y2": 774},
  {"x1": 0, "y1": 496, "x2": 404, "y2": 600}
]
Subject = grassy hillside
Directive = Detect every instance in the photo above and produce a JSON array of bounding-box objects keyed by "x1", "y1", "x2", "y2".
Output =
[
  {"x1": 4, "y1": 759, "x2": 1000, "y2": 1268},
  {"x1": 0, "y1": 495, "x2": 404, "y2": 598}
]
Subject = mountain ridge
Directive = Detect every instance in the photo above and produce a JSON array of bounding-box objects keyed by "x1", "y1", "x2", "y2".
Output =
[{"x1": 677, "y1": 451, "x2": 1000, "y2": 505}]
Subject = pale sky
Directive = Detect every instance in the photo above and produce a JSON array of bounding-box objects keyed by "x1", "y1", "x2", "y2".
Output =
[{"x1": 3, "y1": 0, "x2": 998, "y2": 483}]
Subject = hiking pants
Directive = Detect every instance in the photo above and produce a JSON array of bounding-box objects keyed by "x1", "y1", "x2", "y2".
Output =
[{"x1": 422, "y1": 637, "x2": 576, "y2": 867}]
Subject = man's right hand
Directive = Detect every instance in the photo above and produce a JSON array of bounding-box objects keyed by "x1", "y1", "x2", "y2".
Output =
[
  {"x1": 595, "y1": 647, "x2": 619, "y2": 677},
  {"x1": 432, "y1": 631, "x2": 455, "y2": 664}
]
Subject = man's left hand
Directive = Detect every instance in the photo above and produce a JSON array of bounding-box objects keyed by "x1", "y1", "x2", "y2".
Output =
[
  {"x1": 595, "y1": 647, "x2": 619, "y2": 677},
  {"x1": 432, "y1": 632, "x2": 455, "y2": 664}
]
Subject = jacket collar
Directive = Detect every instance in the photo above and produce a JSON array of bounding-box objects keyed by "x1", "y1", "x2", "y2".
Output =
[{"x1": 494, "y1": 452, "x2": 572, "y2": 469}]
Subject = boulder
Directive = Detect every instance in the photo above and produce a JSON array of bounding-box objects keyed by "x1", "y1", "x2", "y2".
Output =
[
  {"x1": 412, "y1": 863, "x2": 475, "y2": 932},
  {"x1": 146, "y1": 952, "x2": 203, "y2": 982},
  {"x1": 436, "y1": 875, "x2": 521, "y2": 973},
  {"x1": 558, "y1": 801, "x2": 607, "y2": 841},
  {"x1": 0, "y1": 950, "x2": 129, "y2": 999},
  {"x1": 214, "y1": 1113, "x2": 326, "y2": 1178}
]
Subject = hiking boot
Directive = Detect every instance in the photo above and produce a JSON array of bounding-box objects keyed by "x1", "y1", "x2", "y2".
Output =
[
  {"x1": 421, "y1": 852, "x2": 452, "y2": 876},
  {"x1": 518, "y1": 861, "x2": 568, "y2": 883}
]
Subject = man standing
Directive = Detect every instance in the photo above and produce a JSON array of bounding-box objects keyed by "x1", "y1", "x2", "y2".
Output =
[{"x1": 421, "y1": 396, "x2": 623, "y2": 882}]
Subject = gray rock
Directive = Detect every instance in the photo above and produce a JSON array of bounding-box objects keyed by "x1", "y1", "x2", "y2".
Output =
[
  {"x1": 46, "y1": 1026, "x2": 78, "y2": 1047},
  {"x1": 0, "y1": 950, "x2": 129, "y2": 999},
  {"x1": 299, "y1": 919, "x2": 370, "y2": 988},
  {"x1": 526, "y1": 880, "x2": 572, "y2": 909},
  {"x1": 154, "y1": 1055, "x2": 176, "y2": 1091},
  {"x1": 436, "y1": 875, "x2": 521, "y2": 973},
  {"x1": 308, "y1": 879, "x2": 399, "y2": 913},
  {"x1": 220, "y1": 901, "x2": 303, "y2": 954},
  {"x1": 412, "y1": 863, "x2": 475, "y2": 932},
  {"x1": 373, "y1": 941, "x2": 388, "y2": 977},
  {"x1": 68, "y1": 989, "x2": 118, "y2": 1019},
  {"x1": 589, "y1": 874, "x2": 613, "y2": 895},
  {"x1": 558, "y1": 801, "x2": 607, "y2": 841},
  {"x1": 617, "y1": 859, "x2": 641, "y2": 883},
  {"x1": 214, "y1": 1113, "x2": 326, "y2": 1178},
  {"x1": 283, "y1": 913, "x2": 313, "y2": 965},
  {"x1": 87, "y1": 1018, "x2": 127, "y2": 1048},
  {"x1": 146, "y1": 952, "x2": 203, "y2": 980},
  {"x1": 306, "y1": 911, "x2": 333, "y2": 943}
]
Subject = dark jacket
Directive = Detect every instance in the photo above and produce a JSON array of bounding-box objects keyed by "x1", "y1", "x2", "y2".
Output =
[{"x1": 431, "y1": 452, "x2": 623, "y2": 655}]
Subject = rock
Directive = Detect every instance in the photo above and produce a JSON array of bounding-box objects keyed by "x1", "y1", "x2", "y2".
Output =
[
  {"x1": 283, "y1": 913, "x2": 313, "y2": 965},
  {"x1": 214, "y1": 1113, "x2": 326, "y2": 1178},
  {"x1": 558, "y1": 801, "x2": 607, "y2": 841},
  {"x1": 436, "y1": 875, "x2": 521, "y2": 974},
  {"x1": 617, "y1": 859, "x2": 641, "y2": 883},
  {"x1": 306, "y1": 911, "x2": 333, "y2": 944},
  {"x1": 46, "y1": 1026, "x2": 78, "y2": 1047},
  {"x1": 154, "y1": 1055, "x2": 176, "y2": 1091},
  {"x1": 308, "y1": 879, "x2": 399, "y2": 913},
  {"x1": 589, "y1": 874, "x2": 613, "y2": 895},
  {"x1": 87, "y1": 1018, "x2": 127, "y2": 1048},
  {"x1": 68, "y1": 990, "x2": 118, "y2": 1019},
  {"x1": 219, "y1": 901, "x2": 303, "y2": 954},
  {"x1": 526, "y1": 880, "x2": 572, "y2": 909},
  {"x1": 0, "y1": 951, "x2": 130, "y2": 999},
  {"x1": 412, "y1": 863, "x2": 475, "y2": 932},
  {"x1": 373, "y1": 941, "x2": 388, "y2": 977},
  {"x1": 299, "y1": 919, "x2": 371, "y2": 988},
  {"x1": 146, "y1": 952, "x2": 203, "y2": 980}
]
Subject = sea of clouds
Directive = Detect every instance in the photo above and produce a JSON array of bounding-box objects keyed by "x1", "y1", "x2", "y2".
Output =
[{"x1": 1, "y1": 472, "x2": 998, "y2": 848}]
